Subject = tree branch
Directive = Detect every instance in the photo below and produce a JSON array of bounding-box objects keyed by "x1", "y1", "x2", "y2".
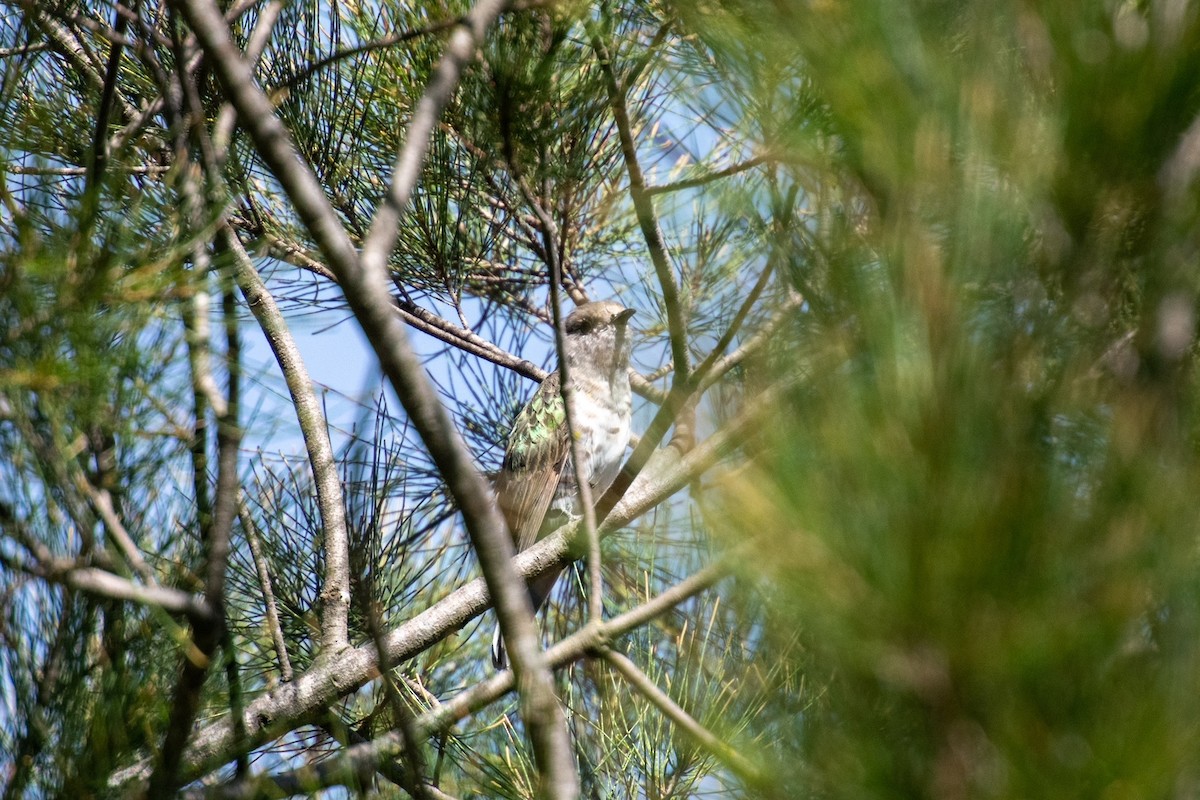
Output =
[
  {"x1": 591, "y1": 31, "x2": 690, "y2": 384},
  {"x1": 257, "y1": 225, "x2": 674, "y2": 402},
  {"x1": 109, "y1": 374, "x2": 785, "y2": 792},
  {"x1": 237, "y1": 500, "x2": 293, "y2": 683},
  {"x1": 194, "y1": 561, "x2": 729, "y2": 800},
  {"x1": 692, "y1": 262, "x2": 775, "y2": 383},
  {"x1": 147, "y1": 228, "x2": 243, "y2": 797},
  {"x1": 175, "y1": 0, "x2": 575, "y2": 794},
  {"x1": 512, "y1": 169, "x2": 605, "y2": 625},
  {"x1": 75, "y1": 477, "x2": 156, "y2": 584},
  {"x1": 601, "y1": 648, "x2": 764, "y2": 786},
  {"x1": 0, "y1": 549, "x2": 210, "y2": 619},
  {"x1": 358, "y1": 0, "x2": 509, "y2": 277},
  {"x1": 225, "y1": 227, "x2": 351, "y2": 652},
  {"x1": 644, "y1": 155, "x2": 771, "y2": 197},
  {"x1": 697, "y1": 292, "x2": 803, "y2": 394}
]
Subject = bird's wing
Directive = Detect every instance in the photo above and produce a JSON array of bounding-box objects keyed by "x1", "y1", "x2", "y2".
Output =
[{"x1": 494, "y1": 372, "x2": 570, "y2": 551}]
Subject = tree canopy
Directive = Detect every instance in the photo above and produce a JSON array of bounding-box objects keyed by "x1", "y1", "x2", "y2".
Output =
[{"x1": 3, "y1": 0, "x2": 1200, "y2": 798}]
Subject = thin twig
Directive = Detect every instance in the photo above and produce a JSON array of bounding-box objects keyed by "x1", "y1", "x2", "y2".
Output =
[
  {"x1": 147, "y1": 200, "x2": 243, "y2": 795},
  {"x1": 644, "y1": 155, "x2": 771, "y2": 197},
  {"x1": 184, "y1": 750, "x2": 463, "y2": 800},
  {"x1": 601, "y1": 648, "x2": 764, "y2": 786},
  {"x1": 271, "y1": 4, "x2": 551, "y2": 94},
  {"x1": 24, "y1": 6, "x2": 139, "y2": 123},
  {"x1": 692, "y1": 262, "x2": 775, "y2": 382},
  {"x1": 256, "y1": 226, "x2": 680, "y2": 402},
  {"x1": 83, "y1": 4, "x2": 128, "y2": 197},
  {"x1": 394, "y1": 296, "x2": 548, "y2": 382},
  {"x1": 0, "y1": 588, "x2": 75, "y2": 800},
  {"x1": 512, "y1": 168, "x2": 605, "y2": 625},
  {"x1": 237, "y1": 500, "x2": 292, "y2": 682},
  {"x1": 358, "y1": 592, "x2": 433, "y2": 800},
  {"x1": 591, "y1": 31, "x2": 690, "y2": 384},
  {"x1": 212, "y1": 0, "x2": 283, "y2": 159},
  {"x1": 257, "y1": 228, "x2": 551, "y2": 381},
  {"x1": 697, "y1": 292, "x2": 803, "y2": 394},
  {"x1": 0, "y1": 42, "x2": 51, "y2": 57}
]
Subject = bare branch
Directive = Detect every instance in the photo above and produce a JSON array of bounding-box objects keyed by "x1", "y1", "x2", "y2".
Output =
[
  {"x1": 422, "y1": 560, "x2": 729, "y2": 736},
  {"x1": 83, "y1": 5, "x2": 129, "y2": 198},
  {"x1": 513, "y1": 168, "x2": 605, "y2": 626},
  {"x1": 394, "y1": 296, "x2": 548, "y2": 382},
  {"x1": 24, "y1": 6, "x2": 139, "y2": 124},
  {"x1": 225, "y1": 228, "x2": 351, "y2": 651},
  {"x1": 355, "y1": 0, "x2": 506, "y2": 272},
  {"x1": 176, "y1": 1, "x2": 575, "y2": 794},
  {"x1": 237, "y1": 500, "x2": 292, "y2": 683},
  {"x1": 359, "y1": 0, "x2": 509, "y2": 276},
  {"x1": 7, "y1": 164, "x2": 171, "y2": 176},
  {"x1": 692, "y1": 262, "x2": 776, "y2": 383},
  {"x1": 591, "y1": 31, "x2": 691, "y2": 384},
  {"x1": 188, "y1": 563, "x2": 729, "y2": 800},
  {"x1": 212, "y1": 0, "x2": 283, "y2": 158},
  {"x1": 75, "y1": 477, "x2": 156, "y2": 584},
  {"x1": 644, "y1": 155, "x2": 771, "y2": 197},
  {"x1": 0, "y1": 550, "x2": 210, "y2": 619},
  {"x1": 0, "y1": 587, "x2": 75, "y2": 799},
  {"x1": 183, "y1": 748, "x2": 463, "y2": 800},
  {"x1": 257, "y1": 224, "x2": 672, "y2": 403},
  {"x1": 697, "y1": 292, "x2": 803, "y2": 394},
  {"x1": 147, "y1": 229, "x2": 243, "y2": 797},
  {"x1": 257, "y1": 227, "x2": 550, "y2": 381},
  {"x1": 108, "y1": 375, "x2": 785, "y2": 792},
  {"x1": 271, "y1": 2, "x2": 557, "y2": 94},
  {"x1": 358, "y1": 590, "x2": 434, "y2": 800}
]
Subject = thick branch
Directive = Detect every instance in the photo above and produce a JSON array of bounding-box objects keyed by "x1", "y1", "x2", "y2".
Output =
[{"x1": 196, "y1": 561, "x2": 729, "y2": 800}]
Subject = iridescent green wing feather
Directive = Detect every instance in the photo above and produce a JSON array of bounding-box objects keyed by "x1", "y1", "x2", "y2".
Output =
[{"x1": 495, "y1": 372, "x2": 570, "y2": 551}]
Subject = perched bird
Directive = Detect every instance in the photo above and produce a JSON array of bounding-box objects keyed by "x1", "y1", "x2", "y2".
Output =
[{"x1": 491, "y1": 300, "x2": 636, "y2": 669}]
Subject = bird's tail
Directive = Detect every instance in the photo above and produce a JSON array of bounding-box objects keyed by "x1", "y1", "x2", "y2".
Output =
[
  {"x1": 490, "y1": 623, "x2": 508, "y2": 670},
  {"x1": 489, "y1": 567, "x2": 563, "y2": 671}
]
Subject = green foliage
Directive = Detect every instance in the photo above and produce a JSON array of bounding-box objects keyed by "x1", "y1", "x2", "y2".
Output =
[
  {"x1": 5, "y1": 0, "x2": 1200, "y2": 797},
  {"x1": 700, "y1": 0, "x2": 1200, "y2": 797}
]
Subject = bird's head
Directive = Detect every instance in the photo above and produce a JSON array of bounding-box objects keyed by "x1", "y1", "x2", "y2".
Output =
[{"x1": 562, "y1": 300, "x2": 636, "y2": 373}]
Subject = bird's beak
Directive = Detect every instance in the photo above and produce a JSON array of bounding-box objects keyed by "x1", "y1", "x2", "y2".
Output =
[{"x1": 614, "y1": 308, "x2": 636, "y2": 323}]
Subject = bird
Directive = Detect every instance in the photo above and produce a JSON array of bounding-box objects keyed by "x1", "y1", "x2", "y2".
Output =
[{"x1": 490, "y1": 300, "x2": 636, "y2": 670}]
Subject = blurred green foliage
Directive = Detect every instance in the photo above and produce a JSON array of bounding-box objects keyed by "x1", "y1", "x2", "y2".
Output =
[{"x1": 702, "y1": 0, "x2": 1200, "y2": 797}]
